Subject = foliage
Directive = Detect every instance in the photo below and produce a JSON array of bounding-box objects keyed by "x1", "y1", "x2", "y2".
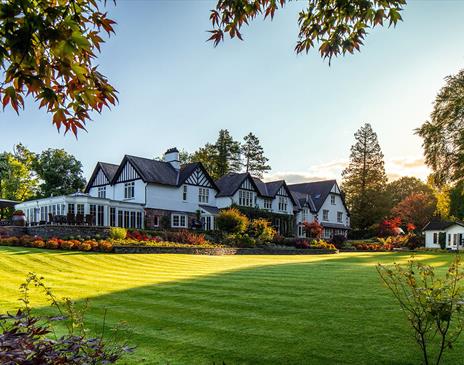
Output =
[
  {"x1": 208, "y1": 0, "x2": 405, "y2": 62},
  {"x1": 0, "y1": 273, "x2": 131, "y2": 364},
  {"x1": 449, "y1": 181, "x2": 464, "y2": 220},
  {"x1": 302, "y1": 220, "x2": 323, "y2": 239},
  {"x1": 241, "y1": 133, "x2": 271, "y2": 178},
  {"x1": 392, "y1": 193, "x2": 437, "y2": 229},
  {"x1": 386, "y1": 176, "x2": 435, "y2": 208},
  {"x1": 114, "y1": 240, "x2": 221, "y2": 249},
  {"x1": 330, "y1": 234, "x2": 347, "y2": 248},
  {"x1": 0, "y1": 144, "x2": 38, "y2": 206},
  {"x1": 0, "y1": 0, "x2": 117, "y2": 135},
  {"x1": 416, "y1": 69, "x2": 464, "y2": 186},
  {"x1": 223, "y1": 233, "x2": 256, "y2": 247},
  {"x1": 341, "y1": 123, "x2": 389, "y2": 229},
  {"x1": 109, "y1": 227, "x2": 127, "y2": 240},
  {"x1": 378, "y1": 218, "x2": 401, "y2": 237},
  {"x1": 217, "y1": 208, "x2": 249, "y2": 234},
  {"x1": 34, "y1": 148, "x2": 86, "y2": 197},
  {"x1": 377, "y1": 256, "x2": 464, "y2": 365},
  {"x1": 0, "y1": 235, "x2": 114, "y2": 252},
  {"x1": 161, "y1": 230, "x2": 209, "y2": 246},
  {"x1": 247, "y1": 218, "x2": 276, "y2": 242}
]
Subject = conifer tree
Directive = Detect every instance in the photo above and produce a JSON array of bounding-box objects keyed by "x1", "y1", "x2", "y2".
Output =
[
  {"x1": 214, "y1": 129, "x2": 241, "y2": 178},
  {"x1": 241, "y1": 133, "x2": 271, "y2": 178},
  {"x1": 341, "y1": 123, "x2": 388, "y2": 229}
]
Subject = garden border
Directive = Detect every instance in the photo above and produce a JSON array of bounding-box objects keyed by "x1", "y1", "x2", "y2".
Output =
[{"x1": 113, "y1": 246, "x2": 338, "y2": 255}]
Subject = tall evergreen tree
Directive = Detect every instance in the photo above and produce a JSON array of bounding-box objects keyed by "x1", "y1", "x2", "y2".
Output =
[
  {"x1": 341, "y1": 123, "x2": 388, "y2": 230},
  {"x1": 241, "y1": 133, "x2": 271, "y2": 178},
  {"x1": 189, "y1": 143, "x2": 220, "y2": 179},
  {"x1": 214, "y1": 129, "x2": 241, "y2": 177}
]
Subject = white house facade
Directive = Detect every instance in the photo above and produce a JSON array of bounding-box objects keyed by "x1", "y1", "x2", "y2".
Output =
[
  {"x1": 423, "y1": 219, "x2": 464, "y2": 250},
  {"x1": 289, "y1": 180, "x2": 350, "y2": 239},
  {"x1": 15, "y1": 147, "x2": 351, "y2": 237}
]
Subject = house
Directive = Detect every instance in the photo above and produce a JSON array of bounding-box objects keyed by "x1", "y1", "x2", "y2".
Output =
[
  {"x1": 288, "y1": 180, "x2": 350, "y2": 239},
  {"x1": 422, "y1": 218, "x2": 464, "y2": 250},
  {"x1": 215, "y1": 172, "x2": 296, "y2": 235},
  {"x1": 85, "y1": 148, "x2": 219, "y2": 230},
  {"x1": 15, "y1": 146, "x2": 351, "y2": 237}
]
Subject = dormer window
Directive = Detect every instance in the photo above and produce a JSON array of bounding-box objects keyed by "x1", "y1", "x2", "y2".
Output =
[
  {"x1": 239, "y1": 190, "x2": 254, "y2": 207},
  {"x1": 199, "y1": 187, "x2": 209, "y2": 203},
  {"x1": 331, "y1": 195, "x2": 336, "y2": 205},
  {"x1": 278, "y1": 197, "x2": 288, "y2": 212}
]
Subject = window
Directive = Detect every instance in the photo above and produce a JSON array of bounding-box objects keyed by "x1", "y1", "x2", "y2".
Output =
[
  {"x1": 136, "y1": 212, "x2": 142, "y2": 229},
  {"x1": 124, "y1": 182, "x2": 135, "y2": 199},
  {"x1": 331, "y1": 195, "x2": 336, "y2": 205},
  {"x1": 182, "y1": 185, "x2": 188, "y2": 201},
  {"x1": 239, "y1": 190, "x2": 255, "y2": 207},
  {"x1": 264, "y1": 199, "x2": 272, "y2": 210},
  {"x1": 199, "y1": 187, "x2": 209, "y2": 203},
  {"x1": 152, "y1": 215, "x2": 159, "y2": 227},
  {"x1": 110, "y1": 208, "x2": 116, "y2": 227},
  {"x1": 118, "y1": 210, "x2": 123, "y2": 227},
  {"x1": 77, "y1": 204, "x2": 84, "y2": 215},
  {"x1": 68, "y1": 204, "x2": 75, "y2": 215},
  {"x1": 124, "y1": 211, "x2": 130, "y2": 228},
  {"x1": 433, "y1": 232, "x2": 438, "y2": 244},
  {"x1": 90, "y1": 205, "x2": 96, "y2": 225},
  {"x1": 98, "y1": 186, "x2": 106, "y2": 198},
  {"x1": 130, "y1": 211, "x2": 136, "y2": 228},
  {"x1": 323, "y1": 228, "x2": 332, "y2": 239},
  {"x1": 323, "y1": 209, "x2": 329, "y2": 221},
  {"x1": 98, "y1": 205, "x2": 104, "y2": 226},
  {"x1": 201, "y1": 216, "x2": 212, "y2": 230},
  {"x1": 172, "y1": 214, "x2": 187, "y2": 228},
  {"x1": 278, "y1": 197, "x2": 288, "y2": 212},
  {"x1": 337, "y1": 212, "x2": 343, "y2": 223}
]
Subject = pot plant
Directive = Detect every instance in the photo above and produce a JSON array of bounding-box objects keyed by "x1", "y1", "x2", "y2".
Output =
[{"x1": 12, "y1": 210, "x2": 26, "y2": 226}]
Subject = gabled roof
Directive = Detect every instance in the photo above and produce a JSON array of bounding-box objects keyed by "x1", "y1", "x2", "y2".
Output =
[
  {"x1": 288, "y1": 180, "x2": 339, "y2": 212},
  {"x1": 422, "y1": 218, "x2": 464, "y2": 231},
  {"x1": 84, "y1": 162, "x2": 119, "y2": 192},
  {"x1": 291, "y1": 191, "x2": 317, "y2": 212},
  {"x1": 215, "y1": 172, "x2": 260, "y2": 197},
  {"x1": 111, "y1": 155, "x2": 218, "y2": 190},
  {"x1": 253, "y1": 178, "x2": 297, "y2": 205}
]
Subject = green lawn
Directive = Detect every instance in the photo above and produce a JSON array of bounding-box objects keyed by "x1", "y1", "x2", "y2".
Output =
[{"x1": 0, "y1": 247, "x2": 462, "y2": 364}]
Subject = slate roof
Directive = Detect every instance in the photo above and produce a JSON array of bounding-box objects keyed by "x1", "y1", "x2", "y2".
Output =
[
  {"x1": 422, "y1": 218, "x2": 464, "y2": 231},
  {"x1": 120, "y1": 155, "x2": 218, "y2": 190},
  {"x1": 99, "y1": 162, "x2": 119, "y2": 181},
  {"x1": 199, "y1": 205, "x2": 220, "y2": 215},
  {"x1": 215, "y1": 172, "x2": 252, "y2": 197},
  {"x1": 288, "y1": 180, "x2": 340, "y2": 212},
  {"x1": 291, "y1": 191, "x2": 317, "y2": 212},
  {"x1": 84, "y1": 162, "x2": 119, "y2": 192}
]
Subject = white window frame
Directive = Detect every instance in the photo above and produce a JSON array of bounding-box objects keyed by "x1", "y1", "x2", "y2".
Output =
[
  {"x1": 323, "y1": 209, "x2": 329, "y2": 221},
  {"x1": 124, "y1": 182, "x2": 135, "y2": 199},
  {"x1": 182, "y1": 185, "x2": 188, "y2": 201},
  {"x1": 331, "y1": 195, "x2": 336, "y2": 205},
  {"x1": 239, "y1": 190, "x2": 254, "y2": 207},
  {"x1": 98, "y1": 186, "x2": 106, "y2": 199},
  {"x1": 199, "y1": 187, "x2": 209, "y2": 203},
  {"x1": 264, "y1": 199, "x2": 272, "y2": 210},
  {"x1": 278, "y1": 196, "x2": 288, "y2": 212},
  {"x1": 337, "y1": 211, "x2": 343, "y2": 223},
  {"x1": 172, "y1": 214, "x2": 188, "y2": 228}
]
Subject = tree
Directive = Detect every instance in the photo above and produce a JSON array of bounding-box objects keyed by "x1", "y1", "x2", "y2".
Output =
[
  {"x1": 0, "y1": 0, "x2": 117, "y2": 135},
  {"x1": 208, "y1": 0, "x2": 405, "y2": 62},
  {"x1": 341, "y1": 123, "x2": 388, "y2": 229},
  {"x1": 449, "y1": 180, "x2": 464, "y2": 220},
  {"x1": 189, "y1": 130, "x2": 241, "y2": 180},
  {"x1": 386, "y1": 176, "x2": 434, "y2": 208},
  {"x1": 0, "y1": 144, "x2": 38, "y2": 202},
  {"x1": 416, "y1": 70, "x2": 464, "y2": 187},
  {"x1": 392, "y1": 193, "x2": 437, "y2": 229},
  {"x1": 34, "y1": 149, "x2": 86, "y2": 198},
  {"x1": 241, "y1": 133, "x2": 271, "y2": 178}
]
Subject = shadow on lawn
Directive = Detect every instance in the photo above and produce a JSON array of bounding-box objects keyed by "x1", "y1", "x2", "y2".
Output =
[{"x1": 21, "y1": 252, "x2": 461, "y2": 365}]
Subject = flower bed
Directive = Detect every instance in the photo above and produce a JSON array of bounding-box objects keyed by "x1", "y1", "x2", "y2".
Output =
[{"x1": 0, "y1": 235, "x2": 113, "y2": 252}]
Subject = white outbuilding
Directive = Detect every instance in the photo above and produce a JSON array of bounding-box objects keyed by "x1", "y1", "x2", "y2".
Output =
[{"x1": 422, "y1": 219, "x2": 464, "y2": 250}]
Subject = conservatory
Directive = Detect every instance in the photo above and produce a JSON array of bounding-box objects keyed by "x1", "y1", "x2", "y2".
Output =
[{"x1": 15, "y1": 192, "x2": 145, "y2": 228}]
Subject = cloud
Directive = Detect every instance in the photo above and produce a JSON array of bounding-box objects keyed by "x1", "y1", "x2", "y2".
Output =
[{"x1": 264, "y1": 156, "x2": 430, "y2": 183}]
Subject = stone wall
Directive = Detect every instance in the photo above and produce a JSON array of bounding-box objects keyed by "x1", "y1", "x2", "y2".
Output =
[
  {"x1": 0, "y1": 226, "x2": 27, "y2": 237},
  {"x1": 113, "y1": 246, "x2": 338, "y2": 255},
  {"x1": 0, "y1": 225, "x2": 111, "y2": 239}
]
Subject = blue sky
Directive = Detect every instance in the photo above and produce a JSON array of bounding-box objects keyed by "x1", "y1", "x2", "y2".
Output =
[{"x1": 1, "y1": 0, "x2": 464, "y2": 182}]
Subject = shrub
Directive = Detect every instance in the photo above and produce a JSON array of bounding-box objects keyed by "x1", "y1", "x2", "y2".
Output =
[
  {"x1": 377, "y1": 256, "x2": 464, "y2": 365},
  {"x1": 378, "y1": 217, "x2": 402, "y2": 237},
  {"x1": 99, "y1": 241, "x2": 113, "y2": 252},
  {"x1": 18, "y1": 235, "x2": 35, "y2": 246},
  {"x1": 160, "y1": 215, "x2": 171, "y2": 229},
  {"x1": 31, "y1": 240, "x2": 45, "y2": 248},
  {"x1": 216, "y1": 208, "x2": 249, "y2": 234},
  {"x1": 0, "y1": 273, "x2": 132, "y2": 365},
  {"x1": 161, "y1": 230, "x2": 208, "y2": 245},
  {"x1": 109, "y1": 227, "x2": 127, "y2": 240},
  {"x1": 295, "y1": 239, "x2": 310, "y2": 249},
  {"x1": 78, "y1": 241, "x2": 93, "y2": 251},
  {"x1": 224, "y1": 233, "x2": 256, "y2": 248},
  {"x1": 248, "y1": 218, "x2": 276, "y2": 242},
  {"x1": 302, "y1": 221, "x2": 323, "y2": 239},
  {"x1": 60, "y1": 240, "x2": 75, "y2": 250},
  {"x1": 330, "y1": 234, "x2": 347, "y2": 248},
  {"x1": 45, "y1": 239, "x2": 60, "y2": 249},
  {"x1": 310, "y1": 240, "x2": 336, "y2": 250}
]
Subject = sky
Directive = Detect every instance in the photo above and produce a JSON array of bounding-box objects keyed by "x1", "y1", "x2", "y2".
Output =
[{"x1": 1, "y1": 0, "x2": 464, "y2": 183}]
